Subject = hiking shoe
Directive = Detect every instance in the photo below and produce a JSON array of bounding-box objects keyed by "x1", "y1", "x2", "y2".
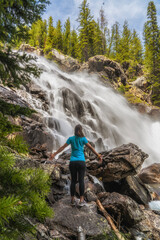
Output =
[
  {"x1": 70, "y1": 199, "x2": 77, "y2": 206},
  {"x1": 78, "y1": 200, "x2": 87, "y2": 207}
]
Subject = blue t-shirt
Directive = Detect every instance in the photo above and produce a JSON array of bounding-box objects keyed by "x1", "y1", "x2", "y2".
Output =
[{"x1": 66, "y1": 136, "x2": 88, "y2": 161}]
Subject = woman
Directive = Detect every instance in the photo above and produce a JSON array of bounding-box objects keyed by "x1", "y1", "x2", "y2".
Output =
[{"x1": 49, "y1": 124, "x2": 103, "y2": 206}]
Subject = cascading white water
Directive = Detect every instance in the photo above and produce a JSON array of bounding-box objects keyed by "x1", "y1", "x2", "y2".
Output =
[{"x1": 17, "y1": 55, "x2": 160, "y2": 166}]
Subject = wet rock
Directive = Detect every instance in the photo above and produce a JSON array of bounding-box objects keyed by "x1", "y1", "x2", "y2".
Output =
[
  {"x1": 87, "y1": 143, "x2": 148, "y2": 182},
  {"x1": 122, "y1": 61, "x2": 143, "y2": 78},
  {"x1": 46, "y1": 196, "x2": 111, "y2": 238},
  {"x1": 0, "y1": 85, "x2": 30, "y2": 108},
  {"x1": 138, "y1": 163, "x2": 160, "y2": 184},
  {"x1": 19, "y1": 44, "x2": 43, "y2": 56},
  {"x1": 61, "y1": 88, "x2": 85, "y2": 118},
  {"x1": 87, "y1": 55, "x2": 127, "y2": 85},
  {"x1": 132, "y1": 76, "x2": 147, "y2": 89},
  {"x1": 148, "y1": 108, "x2": 160, "y2": 121},
  {"x1": 51, "y1": 49, "x2": 80, "y2": 72},
  {"x1": 26, "y1": 82, "x2": 49, "y2": 111},
  {"x1": 85, "y1": 190, "x2": 97, "y2": 202},
  {"x1": 131, "y1": 209, "x2": 160, "y2": 240},
  {"x1": 21, "y1": 116, "x2": 54, "y2": 151},
  {"x1": 100, "y1": 192, "x2": 145, "y2": 227},
  {"x1": 15, "y1": 156, "x2": 41, "y2": 169},
  {"x1": 133, "y1": 103, "x2": 150, "y2": 114},
  {"x1": 29, "y1": 83, "x2": 43, "y2": 94},
  {"x1": 120, "y1": 175, "x2": 152, "y2": 205},
  {"x1": 47, "y1": 117, "x2": 60, "y2": 131}
]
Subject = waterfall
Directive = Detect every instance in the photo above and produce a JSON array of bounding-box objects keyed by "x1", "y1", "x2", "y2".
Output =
[{"x1": 17, "y1": 55, "x2": 160, "y2": 166}]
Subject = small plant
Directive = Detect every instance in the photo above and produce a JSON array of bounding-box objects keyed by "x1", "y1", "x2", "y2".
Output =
[
  {"x1": 7, "y1": 135, "x2": 29, "y2": 154},
  {"x1": 0, "y1": 99, "x2": 36, "y2": 117},
  {"x1": 0, "y1": 146, "x2": 53, "y2": 239},
  {"x1": 118, "y1": 85, "x2": 125, "y2": 94}
]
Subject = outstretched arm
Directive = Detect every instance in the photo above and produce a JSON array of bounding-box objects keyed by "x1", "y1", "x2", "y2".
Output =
[
  {"x1": 49, "y1": 143, "x2": 69, "y2": 160},
  {"x1": 86, "y1": 142, "x2": 103, "y2": 163}
]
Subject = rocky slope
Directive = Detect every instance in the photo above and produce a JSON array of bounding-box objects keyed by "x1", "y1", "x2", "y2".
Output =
[
  {"x1": 15, "y1": 144, "x2": 160, "y2": 240},
  {"x1": 1, "y1": 45, "x2": 160, "y2": 239}
]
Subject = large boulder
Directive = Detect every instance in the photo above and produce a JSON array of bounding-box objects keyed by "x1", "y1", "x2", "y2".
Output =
[
  {"x1": 51, "y1": 49, "x2": 81, "y2": 72},
  {"x1": 20, "y1": 115, "x2": 54, "y2": 152},
  {"x1": 61, "y1": 87, "x2": 85, "y2": 118},
  {"x1": 46, "y1": 196, "x2": 111, "y2": 238},
  {"x1": 87, "y1": 143, "x2": 148, "y2": 182},
  {"x1": 132, "y1": 76, "x2": 147, "y2": 89},
  {"x1": 148, "y1": 108, "x2": 160, "y2": 121},
  {"x1": 130, "y1": 209, "x2": 160, "y2": 240},
  {"x1": 98, "y1": 192, "x2": 145, "y2": 227},
  {"x1": 138, "y1": 163, "x2": 160, "y2": 184},
  {"x1": 0, "y1": 85, "x2": 30, "y2": 108},
  {"x1": 19, "y1": 44, "x2": 43, "y2": 56},
  {"x1": 87, "y1": 55, "x2": 127, "y2": 85},
  {"x1": 120, "y1": 175, "x2": 152, "y2": 205}
]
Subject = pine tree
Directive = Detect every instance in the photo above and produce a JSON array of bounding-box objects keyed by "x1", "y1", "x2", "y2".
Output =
[
  {"x1": 93, "y1": 21, "x2": 103, "y2": 56},
  {"x1": 108, "y1": 22, "x2": 120, "y2": 59},
  {"x1": 77, "y1": 0, "x2": 93, "y2": 62},
  {"x1": 144, "y1": 1, "x2": 160, "y2": 106},
  {"x1": 70, "y1": 30, "x2": 79, "y2": 59},
  {"x1": 63, "y1": 18, "x2": 71, "y2": 55},
  {"x1": 117, "y1": 20, "x2": 131, "y2": 62},
  {"x1": 29, "y1": 19, "x2": 47, "y2": 48},
  {"x1": 0, "y1": 0, "x2": 50, "y2": 87},
  {"x1": 44, "y1": 16, "x2": 55, "y2": 54},
  {"x1": 55, "y1": 20, "x2": 63, "y2": 51},
  {"x1": 99, "y1": 6, "x2": 108, "y2": 54},
  {"x1": 130, "y1": 29, "x2": 143, "y2": 64},
  {"x1": 144, "y1": 1, "x2": 160, "y2": 78}
]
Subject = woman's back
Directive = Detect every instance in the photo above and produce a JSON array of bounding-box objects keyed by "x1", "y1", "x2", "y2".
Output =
[{"x1": 66, "y1": 135, "x2": 88, "y2": 161}]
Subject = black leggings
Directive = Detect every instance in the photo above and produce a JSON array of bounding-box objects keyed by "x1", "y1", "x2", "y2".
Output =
[{"x1": 69, "y1": 161, "x2": 86, "y2": 197}]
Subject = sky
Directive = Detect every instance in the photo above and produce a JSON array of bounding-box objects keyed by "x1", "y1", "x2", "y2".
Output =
[{"x1": 42, "y1": 0, "x2": 160, "y2": 40}]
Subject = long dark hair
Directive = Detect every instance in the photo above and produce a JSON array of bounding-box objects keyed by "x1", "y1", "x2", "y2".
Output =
[{"x1": 74, "y1": 124, "x2": 84, "y2": 137}]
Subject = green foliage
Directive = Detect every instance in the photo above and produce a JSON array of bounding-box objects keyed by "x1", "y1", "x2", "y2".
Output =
[
  {"x1": 0, "y1": 113, "x2": 21, "y2": 141},
  {"x1": 0, "y1": 99, "x2": 35, "y2": 117},
  {"x1": 63, "y1": 18, "x2": 71, "y2": 55},
  {"x1": 99, "y1": 7, "x2": 108, "y2": 55},
  {"x1": 29, "y1": 19, "x2": 47, "y2": 48},
  {"x1": 143, "y1": 1, "x2": 160, "y2": 76},
  {"x1": 44, "y1": 16, "x2": 55, "y2": 54},
  {"x1": 0, "y1": 0, "x2": 50, "y2": 87},
  {"x1": 124, "y1": 92, "x2": 144, "y2": 104},
  {"x1": 151, "y1": 81, "x2": 160, "y2": 106},
  {"x1": 7, "y1": 135, "x2": 29, "y2": 154},
  {"x1": 55, "y1": 20, "x2": 63, "y2": 51},
  {"x1": 0, "y1": 146, "x2": 53, "y2": 239},
  {"x1": 77, "y1": 0, "x2": 93, "y2": 61},
  {"x1": 130, "y1": 30, "x2": 143, "y2": 64},
  {"x1": 117, "y1": 85, "x2": 126, "y2": 94},
  {"x1": 116, "y1": 20, "x2": 131, "y2": 62},
  {"x1": 70, "y1": 30, "x2": 79, "y2": 59},
  {"x1": 107, "y1": 22, "x2": 120, "y2": 59},
  {"x1": 0, "y1": 48, "x2": 42, "y2": 87},
  {"x1": 143, "y1": 1, "x2": 160, "y2": 106},
  {"x1": 0, "y1": 113, "x2": 28, "y2": 154},
  {"x1": 0, "y1": 100, "x2": 35, "y2": 153}
]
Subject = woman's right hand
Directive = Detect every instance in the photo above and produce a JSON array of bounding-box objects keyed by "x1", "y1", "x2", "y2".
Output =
[
  {"x1": 97, "y1": 154, "x2": 103, "y2": 164},
  {"x1": 49, "y1": 153, "x2": 56, "y2": 161}
]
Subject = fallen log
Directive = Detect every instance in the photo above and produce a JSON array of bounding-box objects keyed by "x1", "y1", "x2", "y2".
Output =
[{"x1": 96, "y1": 199, "x2": 125, "y2": 240}]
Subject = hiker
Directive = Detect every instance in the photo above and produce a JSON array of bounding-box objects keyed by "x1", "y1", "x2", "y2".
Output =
[{"x1": 49, "y1": 124, "x2": 103, "y2": 206}]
